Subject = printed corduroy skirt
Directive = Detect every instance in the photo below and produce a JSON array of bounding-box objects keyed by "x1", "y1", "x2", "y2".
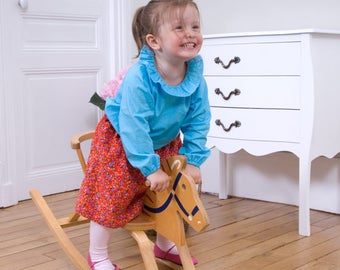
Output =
[{"x1": 75, "y1": 115, "x2": 182, "y2": 228}]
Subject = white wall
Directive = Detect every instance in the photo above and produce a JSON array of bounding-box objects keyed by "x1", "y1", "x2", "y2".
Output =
[
  {"x1": 130, "y1": 0, "x2": 340, "y2": 37},
  {"x1": 196, "y1": 0, "x2": 340, "y2": 34},
  {"x1": 201, "y1": 149, "x2": 340, "y2": 214}
]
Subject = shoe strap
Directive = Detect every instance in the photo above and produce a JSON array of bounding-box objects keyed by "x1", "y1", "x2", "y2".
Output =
[
  {"x1": 89, "y1": 257, "x2": 109, "y2": 267},
  {"x1": 164, "y1": 244, "x2": 177, "y2": 257}
]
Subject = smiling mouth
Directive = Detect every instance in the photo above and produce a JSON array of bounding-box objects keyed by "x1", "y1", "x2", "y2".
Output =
[{"x1": 183, "y1": 42, "x2": 196, "y2": 48}]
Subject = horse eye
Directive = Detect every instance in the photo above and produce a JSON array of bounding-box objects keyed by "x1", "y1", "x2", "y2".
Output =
[{"x1": 181, "y1": 183, "x2": 187, "y2": 191}]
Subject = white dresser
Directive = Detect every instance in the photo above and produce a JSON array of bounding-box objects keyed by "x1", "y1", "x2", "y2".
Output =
[{"x1": 200, "y1": 29, "x2": 340, "y2": 236}]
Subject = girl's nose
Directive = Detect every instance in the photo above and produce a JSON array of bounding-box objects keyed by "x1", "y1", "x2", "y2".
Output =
[{"x1": 185, "y1": 28, "x2": 194, "y2": 37}]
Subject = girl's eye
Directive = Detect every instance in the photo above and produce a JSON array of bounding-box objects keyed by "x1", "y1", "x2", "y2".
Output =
[{"x1": 175, "y1": 26, "x2": 183, "y2": 31}]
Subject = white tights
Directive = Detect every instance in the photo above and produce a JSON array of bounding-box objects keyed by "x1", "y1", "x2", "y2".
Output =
[
  {"x1": 89, "y1": 221, "x2": 178, "y2": 269},
  {"x1": 155, "y1": 233, "x2": 179, "y2": 254},
  {"x1": 89, "y1": 221, "x2": 114, "y2": 270}
]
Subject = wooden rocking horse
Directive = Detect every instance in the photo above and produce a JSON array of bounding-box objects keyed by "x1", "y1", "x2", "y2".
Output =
[{"x1": 30, "y1": 130, "x2": 209, "y2": 270}]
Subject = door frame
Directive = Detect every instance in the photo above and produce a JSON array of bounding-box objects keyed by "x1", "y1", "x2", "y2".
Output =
[{"x1": 110, "y1": 0, "x2": 132, "y2": 74}]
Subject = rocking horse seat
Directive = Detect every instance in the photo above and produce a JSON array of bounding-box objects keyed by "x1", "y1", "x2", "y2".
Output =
[{"x1": 123, "y1": 214, "x2": 155, "y2": 231}]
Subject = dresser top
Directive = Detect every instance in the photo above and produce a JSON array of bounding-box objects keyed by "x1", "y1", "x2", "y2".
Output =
[{"x1": 203, "y1": 29, "x2": 340, "y2": 39}]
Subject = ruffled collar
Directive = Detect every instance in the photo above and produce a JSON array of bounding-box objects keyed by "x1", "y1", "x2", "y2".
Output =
[{"x1": 139, "y1": 46, "x2": 203, "y2": 97}]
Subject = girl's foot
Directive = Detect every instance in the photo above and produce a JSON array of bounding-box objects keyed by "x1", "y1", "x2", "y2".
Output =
[
  {"x1": 87, "y1": 253, "x2": 121, "y2": 270},
  {"x1": 154, "y1": 244, "x2": 198, "y2": 265}
]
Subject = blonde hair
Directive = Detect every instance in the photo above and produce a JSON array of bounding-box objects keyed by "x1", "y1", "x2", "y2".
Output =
[{"x1": 132, "y1": 0, "x2": 200, "y2": 57}]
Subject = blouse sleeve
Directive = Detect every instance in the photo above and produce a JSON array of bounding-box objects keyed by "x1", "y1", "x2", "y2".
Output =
[
  {"x1": 179, "y1": 77, "x2": 211, "y2": 167},
  {"x1": 105, "y1": 74, "x2": 160, "y2": 177}
]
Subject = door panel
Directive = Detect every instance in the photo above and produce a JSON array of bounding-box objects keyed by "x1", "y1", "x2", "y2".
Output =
[
  {"x1": 0, "y1": 0, "x2": 113, "y2": 205},
  {"x1": 22, "y1": 14, "x2": 98, "y2": 50}
]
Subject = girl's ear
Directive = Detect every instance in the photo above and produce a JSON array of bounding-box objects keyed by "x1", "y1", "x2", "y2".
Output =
[{"x1": 146, "y1": 34, "x2": 160, "y2": 50}]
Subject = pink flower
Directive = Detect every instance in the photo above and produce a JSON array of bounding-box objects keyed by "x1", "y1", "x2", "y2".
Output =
[{"x1": 100, "y1": 66, "x2": 131, "y2": 100}]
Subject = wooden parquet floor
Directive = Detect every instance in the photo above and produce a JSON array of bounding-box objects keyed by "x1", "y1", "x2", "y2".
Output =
[{"x1": 1, "y1": 191, "x2": 340, "y2": 270}]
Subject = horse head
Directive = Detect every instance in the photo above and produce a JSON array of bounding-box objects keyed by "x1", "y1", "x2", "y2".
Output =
[{"x1": 143, "y1": 155, "x2": 209, "y2": 245}]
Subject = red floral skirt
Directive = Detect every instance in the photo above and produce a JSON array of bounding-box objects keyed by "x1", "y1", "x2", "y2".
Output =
[{"x1": 75, "y1": 115, "x2": 182, "y2": 228}]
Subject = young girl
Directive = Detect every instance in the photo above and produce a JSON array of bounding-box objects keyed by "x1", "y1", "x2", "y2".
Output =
[{"x1": 75, "y1": 0, "x2": 211, "y2": 269}]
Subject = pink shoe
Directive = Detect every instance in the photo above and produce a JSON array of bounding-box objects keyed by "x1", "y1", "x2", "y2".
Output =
[
  {"x1": 87, "y1": 253, "x2": 121, "y2": 270},
  {"x1": 154, "y1": 244, "x2": 198, "y2": 265}
]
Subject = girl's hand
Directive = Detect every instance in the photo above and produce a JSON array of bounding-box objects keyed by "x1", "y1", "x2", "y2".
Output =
[
  {"x1": 185, "y1": 164, "x2": 202, "y2": 185},
  {"x1": 146, "y1": 169, "x2": 171, "y2": 192}
]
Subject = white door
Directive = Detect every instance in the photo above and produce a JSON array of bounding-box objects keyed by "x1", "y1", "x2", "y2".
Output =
[{"x1": 0, "y1": 0, "x2": 127, "y2": 207}]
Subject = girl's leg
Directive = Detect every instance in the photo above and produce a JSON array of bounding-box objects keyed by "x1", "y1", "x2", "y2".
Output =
[
  {"x1": 155, "y1": 232, "x2": 198, "y2": 265},
  {"x1": 155, "y1": 233, "x2": 178, "y2": 254},
  {"x1": 89, "y1": 221, "x2": 114, "y2": 270}
]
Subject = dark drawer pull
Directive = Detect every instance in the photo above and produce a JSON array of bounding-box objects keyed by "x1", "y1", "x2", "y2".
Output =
[
  {"x1": 215, "y1": 88, "x2": 241, "y2": 100},
  {"x1": 214, "y1": 56, "x2": 241, "y2": 69},
  {"x1": 215, "y1": 119, "x2": 241, "y2": 132}
]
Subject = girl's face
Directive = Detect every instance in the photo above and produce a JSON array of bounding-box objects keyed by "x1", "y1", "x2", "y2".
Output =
[{"x1": 154, "y1": 5, "x2": 203, "y2": 63}]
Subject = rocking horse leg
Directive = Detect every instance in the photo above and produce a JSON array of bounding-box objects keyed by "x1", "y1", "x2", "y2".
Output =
[
  {"x1": 129, "y1": 231, "x2": 159, "y2": 270},
  {"x1": 29, "y1": 189, "x2": 90, "y2": 270},
  {"x1": 177, "y1": 243, "x2": 196, "y2": 270}
]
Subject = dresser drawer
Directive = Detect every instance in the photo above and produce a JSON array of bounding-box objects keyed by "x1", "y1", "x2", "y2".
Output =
[
  {"x1": 206, "y1": 76, "x2": 300, "y2": 109},
  {"x1": 209, "y1": 107, "x2": 300, "y2": 143},
  {"x1": 201, "y1": 42, "x2": 301, "y2": 76}
]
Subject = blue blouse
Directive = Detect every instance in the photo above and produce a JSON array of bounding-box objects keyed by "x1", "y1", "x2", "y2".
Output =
[{"x1": 105, "y1": 46, "x2": 211, "y2": 176}]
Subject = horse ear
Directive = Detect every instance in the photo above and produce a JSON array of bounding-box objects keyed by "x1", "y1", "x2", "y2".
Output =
[{"x1": 161, "y1": 155, "x2": 187, "y2": 175}]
